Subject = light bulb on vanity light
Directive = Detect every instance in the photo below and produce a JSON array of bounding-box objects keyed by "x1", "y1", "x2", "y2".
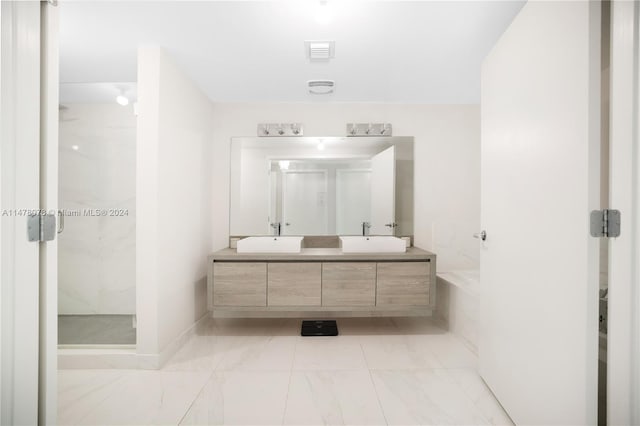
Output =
[
  {"x1": 317, "y1": 142, "x2": 325, "y2": 151},
  {"x1": 279, "y1": 160, "x2": 290, "y2": 170}
]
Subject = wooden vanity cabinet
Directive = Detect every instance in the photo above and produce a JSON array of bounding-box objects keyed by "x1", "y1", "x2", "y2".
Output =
[
  {"x1": 268, "y1": 262, "x2": 321, "y2": 306},
  {"x1": 376, "y1": 262, "x2": 430, "y2": 306},
  {"x1": 322, "y1": 262, "x2": 376, "y2": 306},
  {"x1": 209, "y1": 248, "x2": 435, "y2": 314},
  {"x1": 212, "y1": 262, "x2": 267, "y2": 307}
]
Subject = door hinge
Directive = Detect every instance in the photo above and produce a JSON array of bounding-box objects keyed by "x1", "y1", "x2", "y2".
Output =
[
  {"x1": 590, "y1": 209, "x2": 621, "y2": 238},
  {"x1": 27, "y1": 213, "x2": 56, "y2": 242}
]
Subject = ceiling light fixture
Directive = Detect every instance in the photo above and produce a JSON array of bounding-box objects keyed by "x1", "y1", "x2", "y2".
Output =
[
  {"x1": 116, "y1": 86, "x2": 130, "y2": 106},
  {"x1": 116, "y1": 94, "x2": 129, "y2": 106},
  {"x1": 308, "y1": 80, "x2": 335, "y2": 95}
]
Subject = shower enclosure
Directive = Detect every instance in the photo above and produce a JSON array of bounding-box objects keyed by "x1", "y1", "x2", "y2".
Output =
[{"x1": 57, "y1": 83, "x2": 137, "y2": 346}]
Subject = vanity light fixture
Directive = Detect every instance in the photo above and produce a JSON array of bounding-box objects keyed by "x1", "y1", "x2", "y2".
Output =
[
  {"x1": 347, "y1": 123, "x2": 393, "y2": 137},
  {"x1": 279, "y1": 160, "x2": 290, "y2": 170},
  {"x1": 317, "y1": 141, "x2": 326, "y2": 151},
  {"x1": 257, "y1": 123, "x2": 304, "y2": 137}
]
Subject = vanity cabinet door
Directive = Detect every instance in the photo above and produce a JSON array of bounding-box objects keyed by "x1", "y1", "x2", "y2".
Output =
[
  {"x1": 376, "y1": 262, "x2": 430, "y2": 306},
  {"x1": 322, "y1": 262, "x2": 376, "y2": 306},
  {"x1": 213, "y1": 262, "x2": 267, "y2": 307},
  {"x1": 268, "y1": 263, "x2": 321, "y2": 306}
]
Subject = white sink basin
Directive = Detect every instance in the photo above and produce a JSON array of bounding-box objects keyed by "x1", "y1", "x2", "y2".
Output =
[
  {"x1": 339, "y1": 236, "x2": 406, "y2": 253},
  {"x1": 236, "y1": 236, "x2": 303, "y2": 253}
]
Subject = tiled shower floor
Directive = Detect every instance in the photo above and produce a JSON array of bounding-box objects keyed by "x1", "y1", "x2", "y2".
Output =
[
  {"x1": 58, "y1": 314, "x2": 136, "y2": 345},
  {"x1": 58, "y1": 317, "x2": 513, "y2": 425}
]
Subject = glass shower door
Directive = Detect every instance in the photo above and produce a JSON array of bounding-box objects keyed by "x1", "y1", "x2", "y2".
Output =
[{"x1": 57, "y1": 84, "x2": 137, "y2": 346}]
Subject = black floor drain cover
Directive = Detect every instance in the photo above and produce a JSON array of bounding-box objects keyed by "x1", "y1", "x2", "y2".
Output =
[{"x1": 301, "y1": 320, "x2": 338, "y2": 336}]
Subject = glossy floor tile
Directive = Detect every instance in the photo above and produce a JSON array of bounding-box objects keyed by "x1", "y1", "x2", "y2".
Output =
[
  {"x1": 360, "y1": 335, "x2": 443, "y2": 370},
  {"x1": 419, "y1": 334, "x2": 479, "y2": 369},
  {"x1": 58, "y1": 370, "x2": 210, "y2": 425},
  {"x1": 163, "y1": 336, "x2": 233, "y2": 372},
  {"x1": 180, "y1": 371, "x2": 291, "y2": 425},
  {"x1": 58, "y1": 317, "x2": 513, "y2": 426},
  {"x1": 371, "y1": 369, "x2": 489, "y2": 425},
  {"x1": 283, "y1": 370, "x2": 387, "y2": 425},
  {"x1": 292, "y1": 336, "x2": 369, "y2": 371},
  {"x1": 216, "y1": 336, "x2": 297, "y2": 371}
]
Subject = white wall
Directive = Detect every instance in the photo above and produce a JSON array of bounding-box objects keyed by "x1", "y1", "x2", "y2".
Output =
[
  {"x1": 137, "y1": 47, "x2": 213, "y2": 361},
  {"x1": 212, "y1": 103, "x2": 480, "y2": 271},
  {"x1": 58, "y1": 103, "x2": 137, "y2": 315}
]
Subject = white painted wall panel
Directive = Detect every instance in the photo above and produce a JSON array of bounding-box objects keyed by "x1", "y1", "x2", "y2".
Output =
[{"x1": 137, "y1": 47, "x2": 213, "y2": 358}]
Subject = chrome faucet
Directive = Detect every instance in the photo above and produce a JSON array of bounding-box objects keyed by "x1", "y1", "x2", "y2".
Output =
[
  {"x1": 271, "y1": 222, "x2": 281, "y2": 236},
  {"x1": 362, "y1": 221, "x2": 371, "y2": 236}
]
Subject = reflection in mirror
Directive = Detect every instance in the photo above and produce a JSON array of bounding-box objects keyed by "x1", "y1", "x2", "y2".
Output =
[
  {"x1": 271, "y1": 158, "x2": 372, "y2": 235},
  {"x1": 230, "y1": 137, "x2": 413, "y2": 237}
]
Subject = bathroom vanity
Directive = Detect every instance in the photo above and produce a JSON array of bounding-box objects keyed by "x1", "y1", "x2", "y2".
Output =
[
  {"x1": 213, "y1": 135, "x2": 433, "y2": 317},
  {"x1": 207, "y1": 245, "x2": 436, "y2": 317}
]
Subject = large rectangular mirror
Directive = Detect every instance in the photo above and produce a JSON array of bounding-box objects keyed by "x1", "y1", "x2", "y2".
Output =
[{"x1": 230, "y1": 136, "x2": 413, "y2": 236}]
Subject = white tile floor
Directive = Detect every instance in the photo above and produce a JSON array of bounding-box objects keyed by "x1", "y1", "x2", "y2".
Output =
[{"x1": 58, "y1": 317, "x2": 513, "y2": 426}]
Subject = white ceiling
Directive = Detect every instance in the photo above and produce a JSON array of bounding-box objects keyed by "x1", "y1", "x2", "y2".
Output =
[{"x1": 59, "y1": 1, "x2": 525, "y2": 103}]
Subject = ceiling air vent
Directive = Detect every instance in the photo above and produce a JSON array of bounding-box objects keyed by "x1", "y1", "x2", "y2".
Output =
[
  {"x1": 308, "y1": 80, "x2": 335, "y2": 95},
  {"x1": 305, "y1": 41, "x2": 335, "y2": 61}
]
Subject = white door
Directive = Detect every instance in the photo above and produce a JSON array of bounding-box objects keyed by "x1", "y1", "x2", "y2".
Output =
[
  {"x1": 1, "y1": 2, "x2": 58, "y2": 425},
  {"x1": 480, "y1": 2, "x2": 601, "y2": 425},
  {"x1": 282, "y1": 170, "x2": 328, "y2": 235},
  {"x1": 369, "y1": 146, "x2": 395, "y2": 235},
  {"x1": 336, "y1": 169, "x2": 371, "y2": 235}
]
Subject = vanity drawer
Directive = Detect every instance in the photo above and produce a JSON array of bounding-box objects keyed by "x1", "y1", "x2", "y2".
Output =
[
  {"x1": 322, "y1": 262, "x2": 376, "y2": 306},
  {"x1": 268, "y1": 262, "x2": 321, "y2": 306},
  {"x1": 376, "y1": 262, "x2": 430, "y2": 306},
  {"x1": 213, "y1": 262, "x2": 267, "y2": 307}
]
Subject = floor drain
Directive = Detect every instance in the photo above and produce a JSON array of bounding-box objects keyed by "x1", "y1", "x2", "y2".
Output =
[{"x1": 301, "y1": 320, "x2": 338, "y2": 336}]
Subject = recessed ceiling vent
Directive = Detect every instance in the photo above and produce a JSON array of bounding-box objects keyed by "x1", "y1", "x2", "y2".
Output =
[
  {"x1": 308, "y1": 80, "x2": 335, "y2": 95},
  {"x1": 305, "y1": 41, "x2": 335, "y2": 61}
]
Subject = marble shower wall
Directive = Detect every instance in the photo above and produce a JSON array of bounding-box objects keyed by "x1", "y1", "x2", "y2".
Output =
[{"x1": 59, "y1": 103, "x2": 136, "y2": 315}]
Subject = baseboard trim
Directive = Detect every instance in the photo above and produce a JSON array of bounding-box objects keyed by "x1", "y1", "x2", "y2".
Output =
[
  {"x1": 58, "y1": 347, "x2": 139, "y2": 369},
  {"x1": 154, "y1": 313, "x2": 209, "y2": 369}
]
